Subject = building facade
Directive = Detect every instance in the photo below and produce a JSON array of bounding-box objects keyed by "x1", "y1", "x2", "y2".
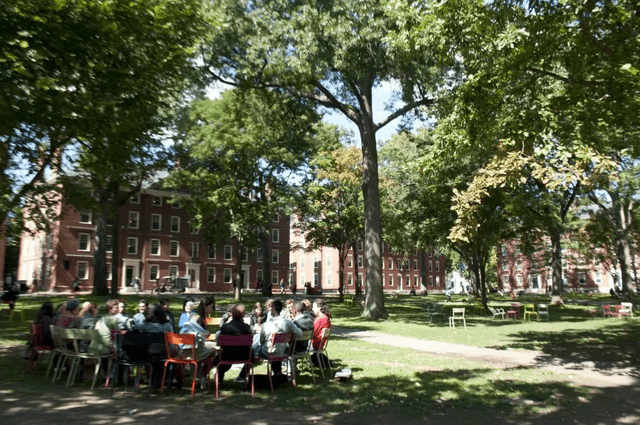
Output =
[
  {"x1": 497, "y1": 239, "x2": 620, "y2": 294},
  {"x1": 289, "y1": 220, "x2": 447, "y2": 293},
  {"x1": 18, "y1": 189, "x2": 290, "y2": 292}
]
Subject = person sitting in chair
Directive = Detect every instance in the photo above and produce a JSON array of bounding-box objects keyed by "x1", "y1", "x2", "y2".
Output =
[{"x1": 215, "y1": 304, "x2": 253, "y2": 383}]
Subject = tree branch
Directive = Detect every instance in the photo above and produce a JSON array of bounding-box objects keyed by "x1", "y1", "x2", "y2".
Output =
[
  {"x1": 375, "y1": 97, "x2": 435, "y2": 132},
  {"x1": 525, "y1": 67, "x2": 605, "y2": 87}
]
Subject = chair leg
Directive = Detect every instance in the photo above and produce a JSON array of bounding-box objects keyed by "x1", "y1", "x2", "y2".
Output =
[
  {"x1": 91, "y1": 360, "x2": 101, "y2": 390},
  {"x1": 289, "y1": 358, "x2": 297, "y2": 387},
  {"x1": 45, "y1": 351, "x2": 56, "y2": 378},
  {"x1": 52, "y1": 354, "x2": 65, "y2": 383},
  {"x1": 160, "y1": 362, "x2": 169, "y2": 394},
  {"x1": 190, "y1": 364, "x2": 198, "y2": 397},
  {"x1": 267, "y1": 362, "x2": 274, "y2": 393}
]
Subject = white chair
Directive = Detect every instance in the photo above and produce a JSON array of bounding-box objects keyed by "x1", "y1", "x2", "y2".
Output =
[
  {"x1": 308, "y1": 327, "x2": 332, "y2": 380},
  {"x1": 287, "y1": 329, "x2": 314, "y2": 386},
  {"x1": 620, "y1": 302, "x2": 633, "y2": 318},
  {"x1": 488, "y1": 306, "x2": 506, "y2": 319},
  {"x1": 449, "y1": 308, "x2": 466, "y2": 329},
  {"x1": 538, "y1": 304, "x2": 550, "y2": 321}
]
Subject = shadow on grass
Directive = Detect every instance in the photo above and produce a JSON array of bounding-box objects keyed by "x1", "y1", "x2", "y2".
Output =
[
  {"x1": 3, "y1": 356, "x2": 639, "y2": 425},
  {"x1": 498, "y1": 320, "x2": 640, "y2": 374}
]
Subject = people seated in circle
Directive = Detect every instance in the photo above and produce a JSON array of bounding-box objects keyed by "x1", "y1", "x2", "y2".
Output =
[
  {"x1": 55, "y1": 298, "x2": 79, "y2": 327},
  {"x1": 249, "y1": 302, "x2": 266, "y2": 334},
  {"x1": 159, "y1": 297, "x2": 175, "y2": 331},
  {"x1": 178, "y1": 297, "x2": 195, "y2": 330},
  {"x1": 72, "y1": 302, "x2": 98, "y2": 329},
  {"x1": 253, "y1": 299, "x2": 303, "y2": 376},
  {"x1": 134, "y1": 303, "x2": 174, "y2": 333},
  {"x1": 132, "y1": 300, "x2": 148, "y2": 328},
  {"x1": 94, "y1": 299, "x2": 122, "y2": 354},
  {"x1": 215, "y1": 303, "x2": 253, "y2": 383},
  {"x1": 311, "y1": 298, "x2": 332, "y2": 367},
  {"x1": 291, "y1": 301, "x2": 314, "y2": 353},
  {"x1": 114, "y1": 298, "x2": 130, "y2": 330},
  {"x1": 180, "y1": 296, "x2": 217, "y2": 376},
  {"x1": 33, "y1": 301, "x2": 55, "y2": 347}
]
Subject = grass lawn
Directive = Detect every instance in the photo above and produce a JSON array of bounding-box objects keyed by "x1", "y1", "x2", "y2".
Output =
[{"x1": 1, "y1": 292, "x2": 638, "y2": 424}]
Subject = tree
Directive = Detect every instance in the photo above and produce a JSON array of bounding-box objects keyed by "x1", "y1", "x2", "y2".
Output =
[
  {"x1": 204, "y1": 0, "x2": 460, "y2": 319},
  {"x1": 0, "y1": 0, "x2": 207, "y2": 233},
  {"x1": 296, "y1": 144, "x2": 364, "y2": 301},
  {"x1": 166, "y1": 89, "x2": 326, "y2": 299}
]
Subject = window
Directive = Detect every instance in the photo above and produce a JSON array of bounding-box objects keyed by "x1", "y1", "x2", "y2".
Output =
[
  {"x1": 436, "y1": 276, "x2": 440, "y2": 287},
  {"x1": 106, "y1": 263, "x2": 112, "y2": 281},
  {"x1": 358, "y1": 241, "x2": 364, "y2": 251},
  {"x1": 152, "y1": 196, "x2": 162, "y2": 206},
  {"x1": 130, "y1": 194, "x2": 140, "y2": 204},
  {"x1": 208, "y1": 244, "x2": 217, "y2": 259},
  {"x1": 171, "y1": 200, "x2": 180, "y2": 209},
  {"x1": 273, "y1": 214, "x2": 280, "y2": 223},
  {"x1": 595, "y1": 272, "x2": 602, "y2": 284},
  {"x1": 150, "y1": 239, "x2": 161, "y2": 256},
  {"x1": 169, "y1": 265, "x2": 179, "y2": 277},
  {"x1": 170, "y1": 240, "x2": 179, "y2": 257},
  {"x1": 397, "y1": 258, "x2": 402, "y2": 270},
  {"x1": 531, "y1": 274, "x2": 539, "y2": 289},
  {"x1": 404, "y1": 260, "x2": 409, "y2": 270},
  {"x1": 388, "y1": 246, "x2": 393, "y2": 254},
  {"x1": 272, "y1": 229, "x2": 280, "y2": 243},
  {"x1": 516, "y1": 260, "x2": 522, "y2": 271},
  {"x1": 428, "y1": 261, "x2": 432, "y2": 272},
  {"x1": 381, "y1": 259, "x2": 385, "y2": 269},
  {"x1": 77, "y1": 261, "x2": 88, "y2": 279},
  {"x1": 414, "y1": 276, "x2": 419, "y2": 286},
  {"x1": 382, "y1": 275, "x2": 385, "y2": 286},
  {"x1": 358, "y1": 255, "x2": 363, "y2": 268},
  {"x1": 299, "y1": 273, "x2": 305, "y2": 287},
  {"x1": 127, "y1": 237, "x2": 138, "y2": 255},
  {"x1": 389, "y1": 275, "x2": 394, "y2": 286},
  {"x1": 326, "y1": 275, "x2": 332, "y2": 286},
  {"x1": 257, "y1": 270, "x2": 264, "y2": 282},
  {"x1": 78, "y1": 233, "x2": 90, "y2": 252},
  {"x1": 224, "y1": 245, "x2": 232, "y2": 260},
  {"x1": 502, "y1": 261, "x2": 508, "y2": 271},
  {"x1": 224, "y1": 268, "x2": 232, "y2": 283},
  {"x1": 348, "y1": 273, "x2": 353, "y2": 286},
  {"x1": 189, "y1": 242, "x2": 199, "y2": 258},
  {"x1": 347, "y1": 256, "x2": 352, "y2": 267},
  {"x1": 189, "y1": 221, "x2": 198, "y2": 234},
  {"x1": 503, "y1": 274, "x2": 509, "y2": 285},
  {"x1": 272, "y1": 249, "x2": 280, "y2": 264},
  {"x1": 272, "y1": 270, "x2": 279, "y2": 285},
  {"x1": 257, "y1": 248, "x2": 263, "y2": 262},
  {"x1": 129, "y1": 211, "x2": 139, "y2": 229},
  {"x1": 207, "y1": 268, "x2": 216, "y2": 283},
  {"x1": 326, "y1": 255, "x2": 331, "y2": 267},
  {"x1": 170, "y1": 216, "x2": 180, "y2": 233},
  {"x1": 388, "y1": 258, "x2": 393, "y2": 269},
  {"x1": 106, "y1": 235, "x2": 113, "y2": 253},
  {"x1": 435, "y1": 262, "x2": 440, "y2": 272},
  {"x1": 413, "y1": 259, "x2": 418, "y2": 270},
  {"x1": 517, "y1": 275, "x2": 523, "y2": 287},
  {"x1": 79, "y1": 211, "x2": 92, "y2": 224},
  {"x1": 151, "y1": 214, "x2": 162, "y2": 231},
  {"x1": 578, "y1": 272, "x2": 586, "y2": 286},
  {"x1": 149, "y1": 265, "x2": 159, "y2": 281},
  {"x1": 300, "y1": 255, "x2": 305, "y2": 268},
  {"x1": 501, "y1": 244, "x2": 507, "y2": 256},
  {"x1": 313, "y1": 272, "x2": 319, "y2": 287},
  {"x1": 398, "y1": 275, "x2": 402, "y2": 288}
]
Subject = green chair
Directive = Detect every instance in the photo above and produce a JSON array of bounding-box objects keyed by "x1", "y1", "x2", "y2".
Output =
[{"x1": 523, "y1": 304, "x2": 538, "y2": 321}]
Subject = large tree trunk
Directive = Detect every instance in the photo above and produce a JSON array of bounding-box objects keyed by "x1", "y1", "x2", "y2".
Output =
[
  {"x1": 338, "y1": 244, "x2": 348, "y2": 302},
  {"x1": 234, "y1": 238, "x2": 242, "y2": 300},
  {"x1": 613, "y1": 198, "x2": 636, "y2": 297},
  {"x1": 550, "y1": 230, "x2": 564, "y2": 295},
  {"x1": 110, "y1": 183, "x2": 121, "y2": 298},
  {"x1": 92, "y1": 209, "x2": 109, "y2": 295},
  {"x1": 359, "y1": 110, "x2": 387, "y2": 319}
]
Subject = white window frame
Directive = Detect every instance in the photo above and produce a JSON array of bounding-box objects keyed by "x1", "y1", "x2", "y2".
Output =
[
  {"x1": 242, "y1": 247, "x2": 248, "y2": 262},
  {"x1": 170, "y1": 240, "x2": 179, "y2": 257},
  {"x1": 300, "y1": 255, "x2": 305, "y2": 268},
  {"x1": 152, "y1": 196, "x2": 162, "y2": 206},
  {"x1": 79, "y1": 211, "x2": 92, "y2": 224},
  {"x1": 130, "y1": 194, "x2": 140, "y2": 204},
  {"x1": 326, "y1": 254, "x2": 331, "y2": 267},
  {"x1": 272, "y1": 249, "x2": 280, "y2": 264},
  {"x1": 170, "y1": 216, "x2": 180, "y2": 233},
  {"x1": 347, "y1": 256, "x2": 352, "y2": 267},
  {"x1": 224, "y1": 245, "x2": 232, "y2": 260},
  {"x1": 106, "y1": 262, "x2": 112, "y2": 281},
  {"x1": 189, "y1": 242, "x2": 199, "y2": 258},
  {"x1": 151, "y1": 214, "x2": 162, "y2": 231},
  {"x1": 207, "y1": 267, "x2": 216, "y2": 283},
  {"x1": 208, "y1": 244, "x2": 217, "y2": 259},
  {"x1": 436, "y1": 261, "x2": 440, "y2": 272},
  {"x1": 272, "y1": 270, "x2": 279, "y2": 285},
  {"x1": 150, "y1": 239, "x2": 161, "y2": 256},
  {"x1": 77, "y1": 261, "x2": 88, "y2": 280},
  {"x1": 358, "y1": 255, "x2": 363, "y2": 268},
  {"x1": 257, "y1": 248, "x2": 263, "y2": 262},
  {"x1": 272, "y1": 228, "x2": 280, "y2": 243},
  {"x1": 389, "y1": 275, "x2": 394, "y2": 286},
  {"x1": 129, "y1": 211, "x2": 139, "y2": 229},
  {"x1": 348, "y1": 273, "x2": 353, "y2": 286},
  {"x1": 127, "y1": 237, "x2": 138, "y2": 255},
  {"x1": 78, "y1": 233, "x2": 91, "y2": 252},
  {"x1": 149, "y1": 265, "x2": 159, "y2": 281},
  {"x1": 106, "y1": 235, "x2": 113, "y2": 253},
  {"x1": 169, "y1": 265, "x2": 179, "y2": 277}
]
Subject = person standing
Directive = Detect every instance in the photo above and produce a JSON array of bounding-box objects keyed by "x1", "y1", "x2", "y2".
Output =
[
  {"x1": 279, "y1": 279, "x2": 286, "y2": 294},
  {"x1": 72, "y1": 277, "x2": 80, "y2": 293}
]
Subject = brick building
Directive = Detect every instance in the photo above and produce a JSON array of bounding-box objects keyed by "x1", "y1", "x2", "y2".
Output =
[
  {"x1": 289, "y1": 220, "x2": 447, "y2": 293},
  {"x1": 497, "y1": 239, "x2": 620, "y2": 294},
  {"x1": 18, "y1": 189, "x2": 290, "y2": 292}
]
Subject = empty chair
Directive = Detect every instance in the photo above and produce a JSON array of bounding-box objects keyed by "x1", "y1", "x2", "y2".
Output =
[
  {"x1": 537, "y1": 304, "x2": 549, "y2": 321},
  {"x1": 602, "y1": 305, "x2": 619, "y2": 318},
  {"x1": 620, "y1": 302, "x2": 633, "y2": 318},
  {"x1": 488, "y1": 306, "x2": 506, "y2": 320},
  {"x1": 523, "y1": 304, "x2": 538, "y2": 321},
  {"x1": 449, "y1": 308, "x2": 466, "y2": 329}
]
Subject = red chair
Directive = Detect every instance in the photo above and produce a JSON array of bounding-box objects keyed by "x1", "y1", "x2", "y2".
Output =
[
  {"x1": 161, "y1": 332, "x2": 207, "y2": 397},
  {"x1": 215, "y1": 334, "x2": 255, "y2": 398},
  {"x1": 258, "y1": 332, "x2": 293, "y2": 393},
  {"x1": 602, "y1": 305, "x2": 619, "y2": 318},
  {"x1": 25, "y1": 324, "x2": 54, "y2": 372}
]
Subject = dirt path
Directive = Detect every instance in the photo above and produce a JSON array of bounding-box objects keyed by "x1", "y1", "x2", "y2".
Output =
[{"x1": 333, "y1": 327, "x2": 638, "y2": 388}]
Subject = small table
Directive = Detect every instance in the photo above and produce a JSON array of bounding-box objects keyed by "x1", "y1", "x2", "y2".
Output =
[{"x1": 507, "y1": 303, "x2": 521, "y2": 320}]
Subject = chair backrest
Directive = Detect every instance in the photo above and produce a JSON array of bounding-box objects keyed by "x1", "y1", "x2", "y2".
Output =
[
  {"x1": 31, "y1": 323, "x2": 44, "y2": 347},
  {"x1": 165, "y1": 332, "x2": 195, "y2": 359},
  {"x1": 267, "y1": 332, "x2": 293, "y2": 357},
  {"x1": 524, "y1": 304, "x2": 535, "y2": 311},
  {"x1": 621, "y1": 302, "x2": 633, "y2": 313},
  {"x1": 452, "y1": 308, "x2": 465, "y2": 317},
  {"x1": 217, "y1": 334, "x2": 253, "y2": 362},
  {"x1": 538, "y1": 304, "x2": 548, "y2": 311},
  {"x1": 117, "y1": 332, "x2": 151, "y2": 362},
  {"x1": 602, "y1": 305, "x2": 612, "y2": 312},
  {"x1": 292, "y1": 329, "x2": 313, "y2": 353},
  {"x1": 71, "y1": 328, "x2": 101, "y2": 355},
  {"x1": 488, "y1": 306, "x2": 497, "y2": 314}
]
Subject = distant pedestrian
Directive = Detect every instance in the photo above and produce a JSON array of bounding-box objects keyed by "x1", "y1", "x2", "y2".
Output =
[
  {"x1": 72, "y1": 277, "x2": 80, "y2": 293},
  {"x1": 280, "y1": 279, "x2": 286, "y2": 294}
]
